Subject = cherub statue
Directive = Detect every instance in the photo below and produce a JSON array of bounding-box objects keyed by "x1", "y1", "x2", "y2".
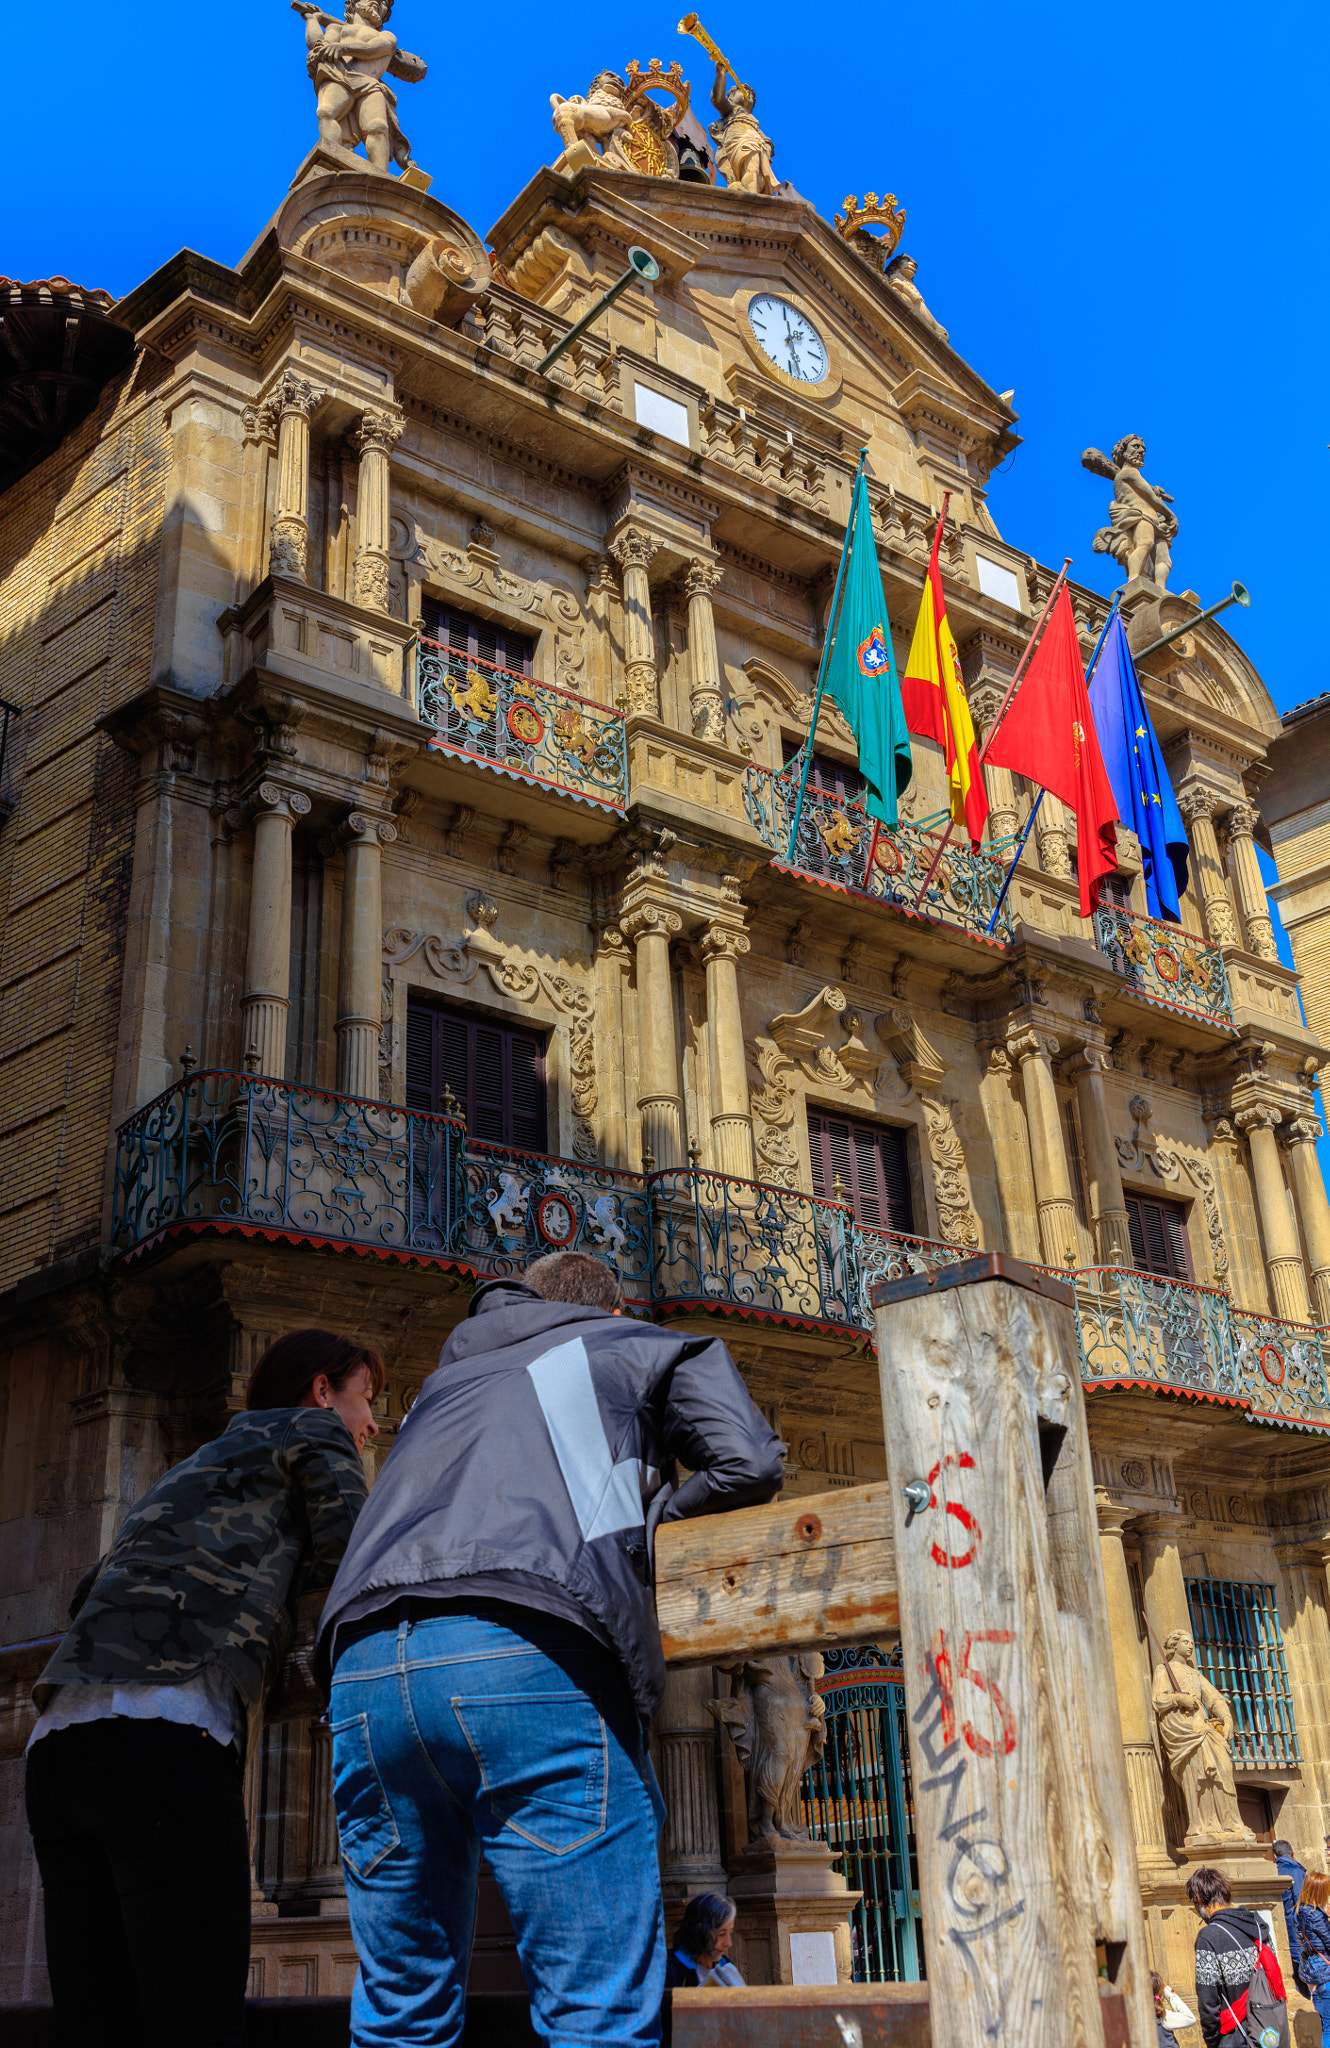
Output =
[
  {"x1": 550, "y1": 71, "x2": 637, "y2": 173},
  {"x1": 1081, "y1": 434, "x2": 1178, "y2": 589},
  {"x1": 708, "y1": 63, "x2": 777, "y2": 195},
  {"x1": 1151, "y1": 1629, "x2": 1252, "y2": 1846},
  {"x1": 885, "y1": 253, "x2": 948, "y2": 343},
  {"x1": 291, "y1": 0, "x2": 426, "y2": 177},
  {"x1": 709, "y1": 1653, "x2": 826, "y2": 1843}
]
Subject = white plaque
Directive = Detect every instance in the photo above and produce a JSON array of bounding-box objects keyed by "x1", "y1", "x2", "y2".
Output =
[{"x1": 788, "y1": 1930, "x2": 837, "y2": 1985}]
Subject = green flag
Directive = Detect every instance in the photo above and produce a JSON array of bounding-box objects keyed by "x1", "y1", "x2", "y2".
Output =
[{"x1": 823, "y1": 471, "x2": 912, "y2": 826}]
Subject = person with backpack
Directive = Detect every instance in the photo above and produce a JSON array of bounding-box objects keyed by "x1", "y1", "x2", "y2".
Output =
[
  {"x1": 1186, "y1": 1864, "x2": 1289, "y2": 2048},
  {"x1": 1273, "y1": 1839, "x2": 1309, "y2": 1998},
  {"x1": 1296, "y1": 1870, "x2": 1330, "y2": 2044}
]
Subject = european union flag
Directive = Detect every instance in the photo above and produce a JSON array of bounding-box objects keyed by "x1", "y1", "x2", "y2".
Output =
[{"x1": 1087, "y1": 613, "x2": 1189, "y2": 922}]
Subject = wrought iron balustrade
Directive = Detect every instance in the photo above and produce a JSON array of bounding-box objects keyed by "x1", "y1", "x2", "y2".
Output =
[
  {"x1": 112, "y1": 1080, "x2": 1330, "y2": 1426},
  {"x1": 742, "y1": 764, "x2": 1012, "y2": 944},
  {"x1": 417, "y1": 638, "x2": 627, "y2": 813},
  {"x1": 1094, "y1": 904, "x2": 1234, "y2": 1027},
  {"x1": 111, "y1": 1070, "x2": 467, "y2": 1257}
]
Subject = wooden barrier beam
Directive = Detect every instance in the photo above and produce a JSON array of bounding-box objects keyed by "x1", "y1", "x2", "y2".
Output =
[{"x1": 655, "y1": 1482, "x2": 897, "y2": 1666}]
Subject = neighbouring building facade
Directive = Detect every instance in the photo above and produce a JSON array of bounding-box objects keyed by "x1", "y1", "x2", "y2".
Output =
[{"x1": 4, "y1": 32, "x2": 1330, "y2": 2019}]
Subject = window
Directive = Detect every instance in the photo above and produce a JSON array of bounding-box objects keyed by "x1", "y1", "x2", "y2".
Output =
[
  {"x1": 1101, "y1": 872, "x2": 1135, "y2": 911},
  {"x1": 1126, "y1": 1193, "x2": 1191, "y2": 1281},
  {"x1": 1185, "y1": 1578, "x2": 1300, "y2": 1769},
  {"x1": 406, "y1": 999, "x2": 546, "y2": 1150},
  {"x1": 783, "y1": 745, "x2": 865, "y2": 808},
  {"x1": 420, "y1": 601, "x2": 534, "y2": 676},
  {"x1": 808, "y1": 1111, "x2": 914, "y2": 1233}
]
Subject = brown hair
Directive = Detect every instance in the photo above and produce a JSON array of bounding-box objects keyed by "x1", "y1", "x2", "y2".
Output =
[
  {"x1": 246, "y1": 1329, "x2": 385, "y2": 1411},
  {"x1": 523, "y1": 1251, "x2": 622, "y2": 1311},
  {"x1": 1185, "y1": 1866, "x2": 1232, "y2": 1912},
  {"x1": 1301, "y1": 1871, "x2": 1330, "y2": 1911}
]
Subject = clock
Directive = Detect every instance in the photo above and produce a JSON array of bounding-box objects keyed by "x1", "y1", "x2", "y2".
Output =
[{"x1": 746, "y1": 294, "x2": 829, "y2": 385}]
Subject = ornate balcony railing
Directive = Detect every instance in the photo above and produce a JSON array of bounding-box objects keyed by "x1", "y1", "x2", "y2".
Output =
[
  {"x1": 743, "y1": 764, "x2": 1012, "y2": 945},
  {"x1": 112, "y1": 1080, "x2": 1330, "y2": 1429},
  {"x1": 417, "y1": 638, "x2": 627, "y2": 814},
  {"x1": 1072, "y1": 1266, "x2": 1328, "y2": 1427},
  {"x1": 1094, "y1": 904, "x2": 1234, "y2": 1028}
]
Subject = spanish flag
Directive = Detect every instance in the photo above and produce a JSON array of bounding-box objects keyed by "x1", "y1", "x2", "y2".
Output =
[{"x1": 901, "y1": 521, "x2": 989, "y2": 847}]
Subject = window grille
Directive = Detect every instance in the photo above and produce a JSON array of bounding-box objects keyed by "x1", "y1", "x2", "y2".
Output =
[{"x1": 1185, "y1": 1578, "x2": 1300, "y2": 1769}]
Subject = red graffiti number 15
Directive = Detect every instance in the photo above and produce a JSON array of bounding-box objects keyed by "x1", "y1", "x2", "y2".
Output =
[{"x1": 931, "y1": 1628, "x2": 1017, "y2": 1758}]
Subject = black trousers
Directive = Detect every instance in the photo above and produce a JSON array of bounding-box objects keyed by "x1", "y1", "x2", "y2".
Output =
[{"x1": 25, "y1": 1717, "x2": 252, "y2": 2048}]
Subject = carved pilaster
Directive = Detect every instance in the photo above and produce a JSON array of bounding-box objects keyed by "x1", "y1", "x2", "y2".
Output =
[
  {"x1": 352, "y1": 406, "x2": 404, "y2": 612},
  {"x1": 1178, "y1": 781, "x2": 1241, "y2": 948},
  {"x1": 1236, "y1": 1103, "x2": 1311, "y2": 1323},
  {"x1": 684, "y1": 559, "x2": 726, "y2": 743},
  {"x1": 1008, "y1": 1027, "x2": 1078, "y2": 1268},
  {"x1": 610, "y1": 527, "x2": 661, "y2": 716},
  {"x1": 1222, "y1": 798, "x2": 1279, "y2": 961},
  {"x1": 264, "y1": 369, "x2": 326, "y2": 584}
]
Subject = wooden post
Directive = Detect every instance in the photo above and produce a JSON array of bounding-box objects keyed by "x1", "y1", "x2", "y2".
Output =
[{"x1": 871, "y1": 1253, "x2": 1153, "y2": 2048}]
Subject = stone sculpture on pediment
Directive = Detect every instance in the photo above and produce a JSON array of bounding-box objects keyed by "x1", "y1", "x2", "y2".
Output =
[
  {"x1": 550, "y1": 62, "x2": 689, "y2": 179},
  {"x1": 1081, "y1": 435, "x2": 1178, "y2": 589},
  {"x1": 885, "y1": 254, "x2": 948, "y2": 342},
  {"x1": 292, "y1": 0, "x2": 427, "y2": 177},
  {"x1": 708, "y1": 63, "x2": 777, "y2": 195}
]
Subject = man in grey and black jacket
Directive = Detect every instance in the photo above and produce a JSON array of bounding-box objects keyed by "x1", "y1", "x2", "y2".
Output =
[{"x1": 319, "y1": 1251, "x2": 785, "y2": 2048}]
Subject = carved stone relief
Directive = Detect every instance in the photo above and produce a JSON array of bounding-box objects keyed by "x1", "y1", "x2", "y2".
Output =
[{"x1": 393, "y1": 521, "x2": 589, "y2": 693}]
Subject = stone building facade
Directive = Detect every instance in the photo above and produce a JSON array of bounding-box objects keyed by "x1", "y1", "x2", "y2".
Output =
[{"x1": 3, "y1": 92, "x2": 1330, "y2": 2018}]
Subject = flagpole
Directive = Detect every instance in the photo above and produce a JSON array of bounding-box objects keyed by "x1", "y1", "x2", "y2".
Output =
[
  {"x1": 863, "y1": 490, "x2": 952, "y2": 892},
  {"x1": 910, "y1": 556, "x2": 1073, "y2": 912},
  {"x1": 982, "y1": 590, "x2": 1124, "y2": 935},
  {"x1": 785, "y1": 448, "x2": 870, "y2": 863}
]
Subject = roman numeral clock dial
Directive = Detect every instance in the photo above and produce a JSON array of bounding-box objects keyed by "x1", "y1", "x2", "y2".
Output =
[{"x1": 747, "y1": 294, "x2": 829, "y2": 385}]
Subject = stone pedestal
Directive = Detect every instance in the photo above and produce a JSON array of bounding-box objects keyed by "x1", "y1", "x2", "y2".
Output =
[{"x1": 725, "y1": 1839, "x2": 860, "y2": 1987}]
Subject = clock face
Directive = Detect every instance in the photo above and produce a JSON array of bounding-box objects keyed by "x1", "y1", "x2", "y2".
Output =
[{"x1": 747, "y1": 294, "x2": 829, "y2": 384}]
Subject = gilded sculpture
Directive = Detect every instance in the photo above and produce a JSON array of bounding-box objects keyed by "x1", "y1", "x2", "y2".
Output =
[
  {"x1": 550, "y1": 63, "x2": 690, "y2": 180},
  {"x1": 291, "y1": 0, "x2": 426, "y2": 176},
  {"x1": 1151, "y1": 1629, "x2": 1252, "y2": 1845},
  {"x1": 1081, "y1": 434, "x2": 1178, "y2": 589},
  {"x1": 709, "y1": 1653, "x2": 827, "y2": 1842},
  {"x1": 835, "y1": 192, "x2": 907, "y2": 269}
]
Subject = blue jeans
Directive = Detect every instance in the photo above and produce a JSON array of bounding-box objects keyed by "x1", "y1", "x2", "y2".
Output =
[
  {"x1": 1315, "y1": 1986, "x2": 1330, "y2": 2047},
  {"x1": 330, "y1": 1605, "x2": 666, "y2": 2048}
]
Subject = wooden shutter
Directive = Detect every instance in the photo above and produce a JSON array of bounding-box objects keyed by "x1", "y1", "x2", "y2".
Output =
[
  {"x1": 421, "y1": 601, "x2": 534, "y2": 676},
  {"x1": 404, "y1": 998, "x2": 546, "y2": 1148},
  {"x1": 1126, "y1": 1193, "x2": 1191, "y2": 1280},
  {"x1": 808, "y1": 1110, "x2": 914, "y2": 1233}
]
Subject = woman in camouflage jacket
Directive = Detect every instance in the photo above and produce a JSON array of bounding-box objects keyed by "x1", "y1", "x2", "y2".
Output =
[{"x1": 26, "y1": 1328, "x2": 382, "y2": 2048}]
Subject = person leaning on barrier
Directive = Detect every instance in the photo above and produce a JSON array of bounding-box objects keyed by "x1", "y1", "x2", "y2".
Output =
[
  {"x1": 317, "y1": 1249, "x2": 785, "y2": 2048},
  {"x1": 666, "y1": 1893, "x2": 745, "y2": 1989},
  {"x1": 25, "y1": 1329, "x2": 382, "y2": 2048}
]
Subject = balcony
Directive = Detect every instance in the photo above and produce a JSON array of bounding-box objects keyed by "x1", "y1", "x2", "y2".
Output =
[
  {"x1": 416, "y1": 637, "x2": 627, "y2": 815},
  {"x1": 111, "y1": 1076, "x2": 1330, "y2": 1431},
  {"x1": 743, "y1": 763, "x2": 1013, "y2": 946},
  {"x1": 1093, "y1": 903, "x2": 1235, "y2": 1030}
]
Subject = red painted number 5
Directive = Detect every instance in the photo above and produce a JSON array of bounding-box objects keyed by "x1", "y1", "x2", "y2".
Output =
[
  {"x1": 927, "y1": 1453, "x2": 981, "y2": 1569},
  {"x1": 931, "y1": 1627, "x2": 1017, "y2": 1758}
]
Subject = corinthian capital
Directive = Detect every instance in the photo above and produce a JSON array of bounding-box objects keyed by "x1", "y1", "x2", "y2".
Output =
[
  {"x1": 1235, "y1": 1103, "x2": 1282, "y2": 1133},
  {"x1": 701, "y1": 924, "x2": 750, "y2": 964},
  {"x1": 1007, "y1": 1027, "x2": 1060, "y2": 1066},
  {"x1": 354, "y1": 406, "x2": 406, "y2": 455},
  {"x1": 684, "y1": 558, "x2": 724, "y2": 600},
  {"x1": 610, "y1": 526, "x2": 660, "y2": 575},
  {"x1": 1178, "y1": 780, "x2": 1219, "y2": 825},
  {"x1": 1223, "y1": 798, "x2": 1260, "y2": 843},
  {"x1": 266, "y1": 367, "x2": 327, "y2": 420}
]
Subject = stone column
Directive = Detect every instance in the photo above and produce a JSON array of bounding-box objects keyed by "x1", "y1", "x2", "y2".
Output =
[
  {"x1": 1068, "y1": 1046, "x2": 1132, "y2": 1264},
  {"x1": 656, "y1": 1667, "x2": 729, "y2": 1902},
  {"x1": 335, "y1": 812, "x2": 397, "y2": 1099},
  {"x1": 610, "y1": 527, "x2": 661, "y2": 716},
  {"x1": 622, "y1": 903, "x2": 683, "y2": 1167},
  {"x1": 701, "y1": 923, "x2": 754, "y2": 1179},
  {"x1": 1096, "y1": 1493, "x2": 1168, "y2": 1862},
  {"x1": 1035, "y1": 793, "x2": 1073, "y2": 879},
  {"x1": 1008, "y1": 1028, "x2": 1079, "y2": 1268},
  {"x1": 1222, "y1": 799, "x2": 1279, "y2": 961},
  {"x1": 968, "y1": 680, "x2": 1019, "y2": 844},
  {"x1": 684, "y1": 559, "x2": 726, "y2": 742},
  {"x1": 265, "y1": 369, "x2": 326, "y2": 583},
  {"x1": 1287, "y1": 1117, "x2": 1330, "y2": 1324},
  {"x1": 1179, "y1": 782, "x2": 1241, "y2": 947},
  {"x1": 1134, "y1": 1514, "x2": 1192, "y2": 1647},
  {"x1": 1237, "y1": 1105, "x2": 1312, "y2": 1323},
  {"x1": 586, "y1": 556, "x2": 618, "y2": 706},
  {"x1": 352, "y1": 406, "x2": 405, "y2": 612},
  {"x1": 241, "y1": 782, "x2": 311, "y2": 1077}
]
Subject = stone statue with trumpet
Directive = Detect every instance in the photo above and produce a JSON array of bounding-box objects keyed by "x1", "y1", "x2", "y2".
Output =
[{"x1": 678, "y1": 13, "x2": 778, "y2": 194}]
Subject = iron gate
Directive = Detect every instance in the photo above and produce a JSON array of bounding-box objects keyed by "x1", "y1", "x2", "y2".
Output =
[{"x1": 800, "y1": 1645, "x2": 923, "y2": 1982}]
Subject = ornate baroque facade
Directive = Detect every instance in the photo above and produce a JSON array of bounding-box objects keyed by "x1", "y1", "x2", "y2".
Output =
[{"x1": 3, "y1": 71, "x2": 1330, "y2": 2015}]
